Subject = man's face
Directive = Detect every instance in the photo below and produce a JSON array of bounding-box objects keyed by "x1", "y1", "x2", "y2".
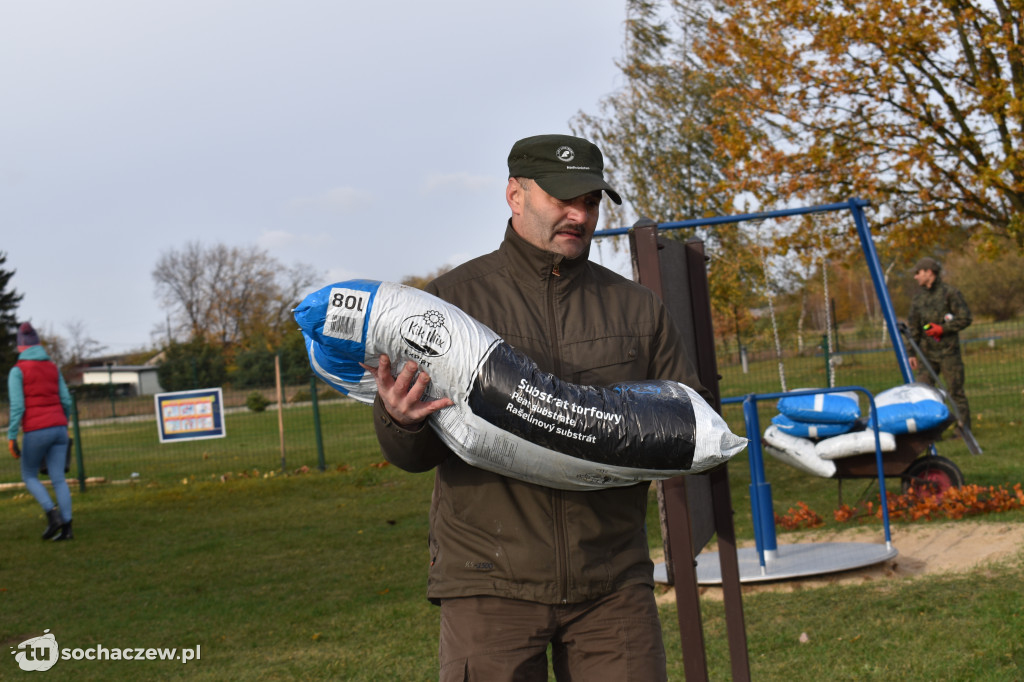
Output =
[
  {"x1": 507, "y1": 178, "x2": 602, "y2": 259},
  {"x1": 914, "y1": 268, "x2": 936, "y2": 288}
]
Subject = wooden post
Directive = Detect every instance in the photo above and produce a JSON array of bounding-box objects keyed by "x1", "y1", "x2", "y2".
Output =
[
  {"x1": 275, "y1": 354, "x2": 286, "y2": 472},
  {"x1": 629, "y1": 218, "x2": 750, "y2": 681}
]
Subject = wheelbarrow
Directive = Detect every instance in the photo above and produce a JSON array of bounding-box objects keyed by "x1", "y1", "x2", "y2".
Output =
[
  {"x1": 754, "y1": 387, "x2": 965, "y2": 506},
  {"x1": 828, "y1": 416, "x2": 963, "y2": 502}
]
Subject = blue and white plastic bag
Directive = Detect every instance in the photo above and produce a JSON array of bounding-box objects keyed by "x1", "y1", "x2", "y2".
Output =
[
  {"x1": 770, "y1": 413, "x2": 854, "y2": 440},
  {"x1": 294, "y1": 280, "x2": 747, "y2": 490},
  {"x1": 868, "y1": 383, "x2": 949, "y2": 435},
  {"x1": 777, "y1": 390, "x2": 861, "y2": 424},
  {"x1": 762, "y1": 425, "x2": 836, "y2": 478}
]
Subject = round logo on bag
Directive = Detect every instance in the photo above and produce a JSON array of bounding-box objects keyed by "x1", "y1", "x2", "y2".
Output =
[{"x1": 400, "y1": 310, "x2": 451, "y2": 357}]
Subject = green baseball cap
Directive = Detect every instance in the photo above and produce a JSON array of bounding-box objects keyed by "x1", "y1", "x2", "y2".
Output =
[
  {"x1": 914, "y1": 257, "x2": 941, "y2": 273},
  {"x1": 507, "y1": 134, "x2": 622, "y2": 205}
]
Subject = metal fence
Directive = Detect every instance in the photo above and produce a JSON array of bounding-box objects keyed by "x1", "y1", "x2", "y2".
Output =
[
  {"x1": 714, "y1": 317, "x2": 1024, "y2": 433},
  {"x1": 0, "y1": 378, "x2": 378, "y2": 489},
  {"x1": 3, "y1": 317, "x2": 1020, "y2": 491}
]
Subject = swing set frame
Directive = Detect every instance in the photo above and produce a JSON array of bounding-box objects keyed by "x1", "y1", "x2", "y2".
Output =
[
  {"x1": 606, "y1": 197, "x2": 963, "y2": 501},
  {"x1": 597, "y1": 198, "x2": 962, "y2": 680},
  {"x1": 601, "y1": 197, "x2": 914, "y2": 380}
]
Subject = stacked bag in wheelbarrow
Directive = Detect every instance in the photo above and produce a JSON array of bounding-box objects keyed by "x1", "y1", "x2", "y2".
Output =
[
  {"x1": 763, "y1": 390, "x2": 861, "y2": 477},
  {"x1": 293, "y1": 280, "x2": 747, "y2": 491},
  {"x1": 772, "y1": 390, "x2": 861, "y2": 439},
  {"x1": 762, "y1": 384, "x2": 950, "y2": 478},
  {"x1": 867, "y1": 383, "x2": 950, "y2": 435}
]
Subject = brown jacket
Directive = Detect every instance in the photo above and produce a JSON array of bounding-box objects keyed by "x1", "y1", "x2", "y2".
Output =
[{"x1": 373, "y1": 224, "x2": 708, "y2": 604}]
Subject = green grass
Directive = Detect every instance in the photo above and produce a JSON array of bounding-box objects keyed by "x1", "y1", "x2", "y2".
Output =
[
  {"x1": 681, "y1": 568, "x2": 1024, "y2": 680},
  {"x1": 2, "y1": 416, "x2": 1022, "y2": 680},
  {"x1": 1, "y1": 452, "x2": 441, "y2": 680}
]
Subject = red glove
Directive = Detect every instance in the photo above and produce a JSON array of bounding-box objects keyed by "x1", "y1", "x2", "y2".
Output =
[
  {"x1": 8, "y1": 439, "x2": 20, "y2": 459},
  {"x1": 924, "y1": 323, "x2": 943, "y2": 340}
]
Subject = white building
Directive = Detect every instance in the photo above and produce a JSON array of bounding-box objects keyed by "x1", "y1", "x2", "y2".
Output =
[{"x1": 80, "y1": 365, "x2": 164, "y2": 396}]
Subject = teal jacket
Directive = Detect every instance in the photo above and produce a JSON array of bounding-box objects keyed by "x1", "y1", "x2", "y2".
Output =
[{"x1": 7, "y1": 345, "x2": 73, "y2": 440}]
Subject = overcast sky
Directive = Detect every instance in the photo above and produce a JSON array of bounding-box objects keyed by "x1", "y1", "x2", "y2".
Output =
[{"x1": 3, "y1": 1, "x2": 637, "y2": 354}]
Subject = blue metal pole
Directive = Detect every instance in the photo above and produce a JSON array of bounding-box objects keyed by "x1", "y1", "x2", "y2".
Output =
[
  {"x1": 849, "y1": 200, "x2": 914, "y2": 382},
  {"x1": 864, "y1": 392, "x2": 894, "y2": 547},
  {"x1": 594, "y1": 200, "x2": 864, "y2": 238},
  {"x1": 742, "y1": 396, "x2": 777, "y2": 571}
]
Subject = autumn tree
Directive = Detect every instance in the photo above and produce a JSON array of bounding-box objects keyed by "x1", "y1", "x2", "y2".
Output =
[
  {"x1": 573, "y1": 0, "x2": 782, "y2": 355},
  {"x1": 577, "y1": 0, "x2": 1024, "y2": 353},
  {"x1": 573, "y1": 0, "x2": 735, "y2": 228},
  {"x1": 152, "y1": 242, "x2": 320, "y2": 350},
  {"x1": 945, "y1": 238, "x2": 1024, "y2": 320},
  {"x1": 705, "y1": 224, "x2": 781, "y2": 357},
  {"x1": 695, "y1": 0, "x2": 1024, "y2": 255},
  {"x1": 573, "y1": 2, "x2": 866, "y2": 357}
]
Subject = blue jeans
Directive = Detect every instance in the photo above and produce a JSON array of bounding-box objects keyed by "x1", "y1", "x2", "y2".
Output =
[{"x1": 20, "y1": 426, "x2": 72, "y2": 523}]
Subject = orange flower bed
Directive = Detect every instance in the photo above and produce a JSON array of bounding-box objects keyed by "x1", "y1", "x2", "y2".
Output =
[{"x1": 774, "y1": 483, "x2": 1024, "y2": 529}]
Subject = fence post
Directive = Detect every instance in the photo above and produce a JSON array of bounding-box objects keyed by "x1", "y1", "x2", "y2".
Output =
[
  {"x1": 70, "y1": 392, "x2": 86, "y2": 493},
  {"x1": 310, "y1": 375, "x2": 326, "y2": 471},
  {"x1": 106, "y1": 362, "x2": 117, "y2": 418},
  {"x1": 821, "y1": 334, "x2": 833, "y2": 387},
  {"x1": 275, "y1": 354, "x2": 286, "y2": 473}
]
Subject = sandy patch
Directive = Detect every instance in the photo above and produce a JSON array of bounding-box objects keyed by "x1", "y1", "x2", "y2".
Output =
[{"x1": 654, "y1": 520, "x2": 1024, "y2": 604}]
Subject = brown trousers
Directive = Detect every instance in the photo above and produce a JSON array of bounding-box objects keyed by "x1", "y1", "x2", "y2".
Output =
[{"x1": 438, "y1": 583, "x2": 667, "y2": 682}]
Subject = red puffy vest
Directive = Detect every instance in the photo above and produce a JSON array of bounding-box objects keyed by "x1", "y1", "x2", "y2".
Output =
[{"x1": 16, "y1": 359, "x2": 68, "y2": 433}]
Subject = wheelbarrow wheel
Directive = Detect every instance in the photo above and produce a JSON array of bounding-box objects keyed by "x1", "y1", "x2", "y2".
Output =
[{"x1": 901, "y1": 456, "x2": 964, "y2": 497}]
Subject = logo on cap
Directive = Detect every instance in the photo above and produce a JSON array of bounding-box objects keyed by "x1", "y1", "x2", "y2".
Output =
[{"x1": 556, "y1": 146, "x2": 575, "y2": 162}]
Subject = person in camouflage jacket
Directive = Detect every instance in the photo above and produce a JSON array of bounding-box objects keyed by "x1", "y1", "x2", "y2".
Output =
[{"x1": 906, "y1": 257, "x2": 973, "y2": 431}]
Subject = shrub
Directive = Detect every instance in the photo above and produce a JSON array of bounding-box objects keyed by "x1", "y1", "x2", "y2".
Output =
[
  {"x1": 246, "y1": 391, "x2": 270, "y2": 412},
  {"x1": 157, "y1": 339, "x2": 227, "y2": 392}
]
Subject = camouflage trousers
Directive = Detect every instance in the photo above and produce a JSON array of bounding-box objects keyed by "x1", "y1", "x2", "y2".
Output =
[{"x1": 916, "y1": 352, "x2": 971, "y2": 430}]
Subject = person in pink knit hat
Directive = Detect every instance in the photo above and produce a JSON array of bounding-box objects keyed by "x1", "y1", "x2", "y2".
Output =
[{"x1": 7, "y1": 322, "x2": 74, "y2": 541}]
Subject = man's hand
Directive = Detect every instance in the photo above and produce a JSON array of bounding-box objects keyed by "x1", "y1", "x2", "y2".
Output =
[
  {"x1": 360, "y1": 354, "x2": 454, "y2": 427},
  {"x1": 8, "y1": 439, "x2": 20, "y2": 459},
  {"x1": 908, "y1": 356, "x2": 919, "y2": 371},
  {"x1": 924, "y1": 323, "x2": 943, "y2": 340}
]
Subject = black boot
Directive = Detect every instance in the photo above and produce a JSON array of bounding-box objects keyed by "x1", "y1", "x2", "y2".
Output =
[
  {"x1": 53, "y1": 520, "x2": 73, "y2": 542},
  {"x1": 42, "y1": 508, "x2": 62, "y2": 540}
]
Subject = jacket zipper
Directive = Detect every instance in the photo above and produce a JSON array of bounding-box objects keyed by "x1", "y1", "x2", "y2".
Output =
[
  {"x1": 547, "y1": 260, "x2": 563, "y2": 377},
  {"x1": 546, "y1": 259, "x2": 569, "y2": 602}
]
